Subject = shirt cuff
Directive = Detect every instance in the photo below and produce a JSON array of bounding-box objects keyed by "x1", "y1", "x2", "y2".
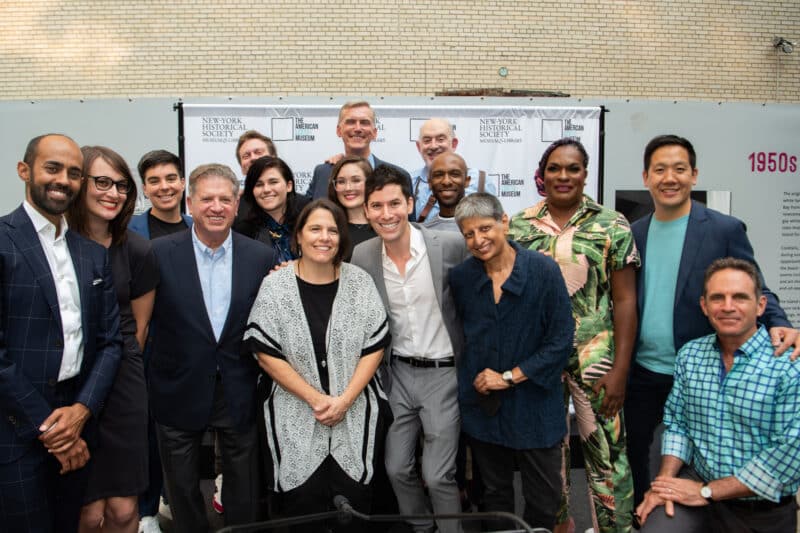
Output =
[
  {"x1": 661, "y1": 431, "x2": 692, "y2": 464},
  {"x1": 735, "y1": 459, "x2": 784, "y2": 502}
]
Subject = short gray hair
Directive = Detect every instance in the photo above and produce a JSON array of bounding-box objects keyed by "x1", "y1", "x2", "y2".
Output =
[
  {"x1": 454, "y1": 193, "x2": 504, "y2": 226},
  {"x1": 188, "y1": 163, "x2": 239, "y2": 197}
]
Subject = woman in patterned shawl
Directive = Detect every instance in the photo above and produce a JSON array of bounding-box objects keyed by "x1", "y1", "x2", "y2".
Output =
[
  {"x1": 244, "y1": 199, "x2": 391, "y2": 532},
  {"x1": 508, "y1": 138, "x2": 640, "y2": 533}
]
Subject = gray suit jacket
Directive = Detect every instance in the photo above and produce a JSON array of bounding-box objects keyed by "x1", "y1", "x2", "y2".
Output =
[{"x1": 351, "y1": 224, "x2": 468, "y2": 379}]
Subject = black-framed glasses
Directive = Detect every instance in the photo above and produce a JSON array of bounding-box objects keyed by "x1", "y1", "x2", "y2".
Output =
[{"x1": 89, "y1": 175, "x2": 131, "y2": 194}]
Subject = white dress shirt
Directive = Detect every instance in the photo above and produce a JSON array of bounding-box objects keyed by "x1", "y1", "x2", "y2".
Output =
[
  {"x1": 23, "y1": 201, "x2": 84, "y2": 381},
  {"x1": 382, "y1": 225, "x2": 453, "y2": 360}
]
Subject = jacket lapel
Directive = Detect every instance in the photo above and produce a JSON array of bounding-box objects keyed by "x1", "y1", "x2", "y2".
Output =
[
  {"x1": 173, "y1": 233, "x2": 216, "y2": 343},
  {"x1": 369, "y1": 238, "x2": 390, "y2": 309},
  {"x1": 419, "y1": 226, "x2": 444, "y2": 307},
  {"x1": 218, "y1": 234, "x2": 244, "y2": 342},
  {"x1": 6, "y1": 206, "x2": 62, "y2": 328},
  {"x1": 675, "y1": 201, "x2": 707, "y2": 303}
]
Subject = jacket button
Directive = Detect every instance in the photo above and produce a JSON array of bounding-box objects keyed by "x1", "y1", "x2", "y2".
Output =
[
  {"x1": 7, "y1": 415, "x2": 16, "y2": 425},
  {"x1": 55, "y1": 339, "x2": 63, "y2": 348},
  {"x1": 47, "y1": 378, "x2": 57, "y2": 387}
]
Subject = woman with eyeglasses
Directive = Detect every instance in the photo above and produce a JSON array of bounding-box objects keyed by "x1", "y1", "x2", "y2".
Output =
[
  {"x1": 67, "y1": 146, "x2": 159, "y2": 533},
  {"x1": 233, "y1": 156, "x2": 309, "y2": 262},
  {"x1": 327, "y1": 155, "x2": 375, "y2": 259}
]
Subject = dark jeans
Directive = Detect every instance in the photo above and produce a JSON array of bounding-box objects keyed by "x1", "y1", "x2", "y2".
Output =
[
  {"x1": 624, "y1": 363, "x2": 674, "y2": 506},
  {"x1": 469, "y1": 437, "x2": 561, "y2": 531}
]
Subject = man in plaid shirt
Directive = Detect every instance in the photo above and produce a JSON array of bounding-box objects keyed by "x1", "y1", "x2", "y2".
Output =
[{"x1": 636, "y1": 257, "x2": 799, "y2": 532}]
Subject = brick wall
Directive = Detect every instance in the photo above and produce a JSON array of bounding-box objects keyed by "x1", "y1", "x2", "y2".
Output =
[{"x1": 1, "y1": 0, "x2": 798, "y2": 101}]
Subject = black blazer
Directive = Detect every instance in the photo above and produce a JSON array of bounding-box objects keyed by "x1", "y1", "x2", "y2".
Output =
[{"x1": 148, "y1": 229, "x2": 277, "y2": 431}]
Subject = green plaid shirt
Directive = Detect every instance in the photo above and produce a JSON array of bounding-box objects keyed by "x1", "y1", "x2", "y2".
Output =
[{"x1": 663, "y1": 326, "x2": 800, "y2": 502}]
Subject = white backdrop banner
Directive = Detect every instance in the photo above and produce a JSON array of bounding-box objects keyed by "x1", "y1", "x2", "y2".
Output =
[{"x1": 181, "y1": 104, "x2": 602, "y2": 214}]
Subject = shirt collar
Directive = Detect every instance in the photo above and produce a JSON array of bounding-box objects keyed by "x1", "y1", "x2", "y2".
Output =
[
  {"x1": 191, "y1": 226, "x2": 232, "y2": 258},
  {"x1": 23, "y1": 200, "x2": 68, "y2": 240},
  {"x1": 522, "y1": 195, "x2": 600, "y2": 223},
  {"x1": 471, "y1": 240, "x2": 527, "y2": 297},
  {"x1": 499, "y1": 240, "x2": 528, "y2": 296},
  {"x1": 719, "y1": 324, "x2": 771, "y2": 360},
  {"x1": 382, "y1": 223, "x2": 425, "y2": 263}
]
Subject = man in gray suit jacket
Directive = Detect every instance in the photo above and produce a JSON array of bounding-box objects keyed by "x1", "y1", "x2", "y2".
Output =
[
  {"x1": 352, "y1": 165, "x2": 468, "y2": 533},
  {"x1": 304, "y1": 101, "x2": 412, "y2": 200}
]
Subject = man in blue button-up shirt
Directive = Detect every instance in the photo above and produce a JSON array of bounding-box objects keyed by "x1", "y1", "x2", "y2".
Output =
[
  {"x1": 449, "y1": 193, "x2": 573, "y2": 531},
  {"x1": 636, "y1": 257, "x2": 800, "y2": 532}
]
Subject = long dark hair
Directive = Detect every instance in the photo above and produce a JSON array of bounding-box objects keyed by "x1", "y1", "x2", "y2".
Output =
[
  {"x1": 68, "y1": 145, "x2": 137, "y2": 245},
  {"x1": 240, "y1": 156, "x2": 303, "y2": 230}
]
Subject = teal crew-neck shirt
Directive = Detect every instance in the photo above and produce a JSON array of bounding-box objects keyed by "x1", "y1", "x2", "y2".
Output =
[{"x1": 636, "y1": 215, "x2": 689, "y2": 375}]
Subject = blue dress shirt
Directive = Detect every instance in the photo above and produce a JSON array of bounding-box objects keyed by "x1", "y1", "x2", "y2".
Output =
[
  {"x1": 191, "y1": 228, "x2": 233, "y2": 341},
  {"x1": 449, "y1": 240, "x2": 574, "y2": 449}
]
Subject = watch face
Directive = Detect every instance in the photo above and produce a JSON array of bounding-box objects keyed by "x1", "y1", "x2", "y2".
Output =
[{"x1": 700, "y1": 486, "x2": 712, "y2": 499}]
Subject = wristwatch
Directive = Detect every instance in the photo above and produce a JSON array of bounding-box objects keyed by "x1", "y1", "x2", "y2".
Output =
[
  {"x1": 700, "y1": 485, "x2": 713, "y2": 502},
  {"x1": 502, "y1": 370, "x2": 515, "y2": 387}
]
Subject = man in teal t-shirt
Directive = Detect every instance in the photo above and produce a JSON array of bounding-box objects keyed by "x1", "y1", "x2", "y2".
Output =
[{"x1": 625, "y1": 134, "x2": 800, "y2": 506}]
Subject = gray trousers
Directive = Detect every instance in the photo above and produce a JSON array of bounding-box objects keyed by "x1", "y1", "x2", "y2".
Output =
[
  {"x1": 384, "y1": 360, "x2": 462, "y2": 533},
  {"x1": 156, "y1": 379, "x2": 260, "y2": 533},
  {"x1": 640, "y1": 467, "x2": 798, "y2": 533}
]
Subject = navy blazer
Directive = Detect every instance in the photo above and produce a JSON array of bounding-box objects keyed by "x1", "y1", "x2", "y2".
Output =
[
  {"x1": 148, "y1": 229, "x2": 277, "y2": 432},
  {"x1": 632, "y1": 200, "x2": 791, "y2": 355},
  {"x1": 0, "y1": 206, "x2": 122, "y2": 463},
  {"x1": 304, "y1": 155, "x2": 413, "y2": 200},
  {"x1": 128, "y1": 209, "x2": 193, "y2": 240}
]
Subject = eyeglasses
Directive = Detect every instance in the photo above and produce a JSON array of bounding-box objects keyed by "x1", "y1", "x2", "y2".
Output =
[
  {"x1": 334, "y1": 177, "x2": 365, "y2": 190},
  {"x1": 89, "y1": 175, "x2": 131, "y2": 194}
]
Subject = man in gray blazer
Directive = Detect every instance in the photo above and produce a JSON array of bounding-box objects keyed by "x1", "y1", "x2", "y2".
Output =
[{"x1": 352, "y1": 165, "x2": 468, "y2": 533}]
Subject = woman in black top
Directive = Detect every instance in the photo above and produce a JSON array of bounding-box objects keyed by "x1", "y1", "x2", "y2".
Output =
[
  {"x1": 234, "y1": 156, "x2": 309, "y2": 262},
  {"x1": 327, "y1": 155, "x2": 376, "y2": 258},
  {"x1": 67, "y1": 146, "x2": 159, "y2": 533}
]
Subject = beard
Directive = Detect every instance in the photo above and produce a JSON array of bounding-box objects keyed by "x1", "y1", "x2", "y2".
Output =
[{"x1": 28, "y1": 178, "x2": 75, "y2": 217}]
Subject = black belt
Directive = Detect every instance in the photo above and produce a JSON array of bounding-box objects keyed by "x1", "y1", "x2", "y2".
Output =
[
  {"x1": 394, "y1": 355, "x2": 455, "y2": 368},
  {"x1": 725, "y1": 495, "x2": 796, "y2": 512}
]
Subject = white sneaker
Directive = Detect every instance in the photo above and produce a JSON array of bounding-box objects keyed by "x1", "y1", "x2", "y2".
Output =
[
  {"x1": 158, "y1": 496, "x2": 172, "y2": 521},
  {"x1": 212, "y1": 474, "x2": 224, "y2": 514},
  {"x1": 138, "y1": 515, "x2": 162, "y2": 533}
]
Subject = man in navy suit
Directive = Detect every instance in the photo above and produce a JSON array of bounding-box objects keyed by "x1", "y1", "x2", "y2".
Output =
[
  {"x1": 304, "y1": 100, "x2": 412, "y2": 199},
  {"x1": 624, "y1": 134, "x2": 800, "y2": 506},
  {"x1": 148, "y1": 163, "x2": 277, "y2": 532},
  {"x1": 0, "y1": 134, "x2": 122, "y2": 532}
]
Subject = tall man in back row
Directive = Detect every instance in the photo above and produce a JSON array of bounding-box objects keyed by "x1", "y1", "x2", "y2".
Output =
[
  {"x1": 304, "y1": 101, "x2": 412, "y2": 200},
  {"x1": 636, "y1": 258, "x2": 799, "y2": 532},
  {"x1": 0, "y1": 134, "x2": 122, "y2": 532},
  {"x1": 624, "y1": 134, "x2": 800, "y2": 506}
]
